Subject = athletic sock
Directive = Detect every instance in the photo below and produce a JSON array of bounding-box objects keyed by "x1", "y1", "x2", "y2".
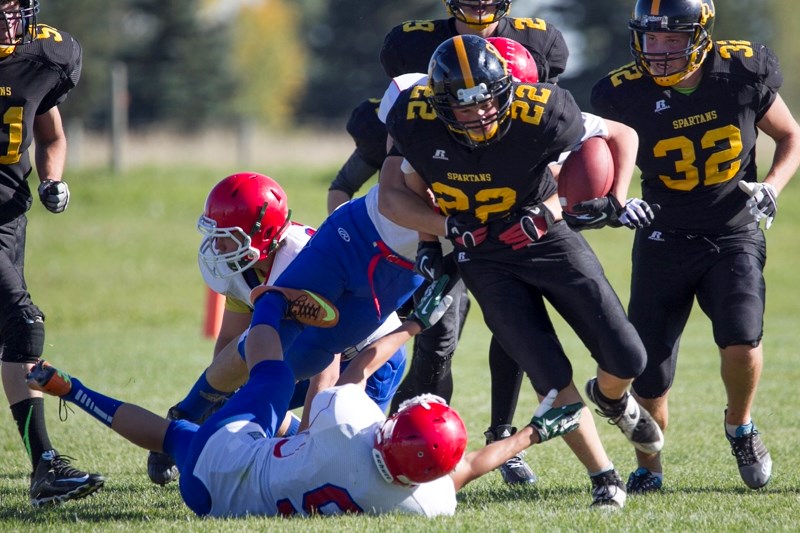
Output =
[
  {"x1": 64, "y1": 376, "x2": 123, "y2": 428},
  {"x1": 10, "y1": 397, "x2": 53, "y2": 469},
  {"x1": 726, "y1": 420, "x2": 754, "y2": 438},
  {"x1": 175, "y1": 370, "x2": 229, "y2": 422}
]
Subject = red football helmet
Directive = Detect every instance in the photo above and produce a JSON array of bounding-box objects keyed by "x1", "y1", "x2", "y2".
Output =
[
  {"x1": 372, "y1": 395, "x2": 467, "y2": 486},
  {"x1": 487, "y1": 37, "x2": 539, "y2": 83},
  {"x1": 198, "y1": 172, "x2": 291, "y2": 278}
]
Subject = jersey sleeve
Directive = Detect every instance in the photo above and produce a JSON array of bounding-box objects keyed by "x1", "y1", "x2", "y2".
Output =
[
  {"x1": 379, "y1": 24, "x2": 409, "y2": 79},
  {"x1": 37, "y1": 29, "x2": 82, "y2": 112},
  {"x1": 541, "y1": 23, "x2": 569, "y2": 83},
  {"x1": 755, "y1": 45, "x2": 783, "y2": 122},
  {"x1": 589, "y1": 77, "x2": 623, "y2": 122},
  {"x1": 346, "y1": 99, "x2": 387, "y2": 169}
]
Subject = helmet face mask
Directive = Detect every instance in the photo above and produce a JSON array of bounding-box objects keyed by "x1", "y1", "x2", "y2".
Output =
[
  {"x1": 427, "y1": 35, "x2": 513, "y2": 148},
  {"x1": 198, "y1": 216, "x2": 262, "y2": 278},
  {"x1": 444, "y1": 0, "x2": 512, "y2": 27},
  {"x1": 0, "y1": 0, "x2": 39, "y2": 46},
  {"x1": 629, "y1": 0, "x2": 715, "y2": 86},
  {"x1": 198, "y1": 173, "x2": 290, "y2": 279}
]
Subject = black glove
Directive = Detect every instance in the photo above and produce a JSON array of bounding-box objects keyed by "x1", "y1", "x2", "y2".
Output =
[
  {"x1": 445, "y1": 213, "x2": 488, "y2": 248},
  {"x1": 563, "y1": 193, "x2": 623, "y2": 231},
  {"x1": 498, "y1": 205, "x2": 551, "y2": 250},
  {"x1": 38, "y1": 180, "x2": 70, "y2": 213},
  {"x1": 414, "y1": 241, "x2": 444, "y2": 281},
  {"x1": 617, "y1": 198, "x2": 659, "y2": 229}
]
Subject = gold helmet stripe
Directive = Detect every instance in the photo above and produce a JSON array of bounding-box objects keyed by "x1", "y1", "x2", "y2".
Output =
[
  {"x1": 650, "y1": 0, "x2": 661, "y2": 14},
  {"x1": 453, "y1": 36, "x2": 475, "y2": 88}
]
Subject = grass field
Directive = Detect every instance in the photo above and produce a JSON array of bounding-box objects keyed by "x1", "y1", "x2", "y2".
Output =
[{"x1": 1, "y1": 165, "x2": 798, "y2": 531}]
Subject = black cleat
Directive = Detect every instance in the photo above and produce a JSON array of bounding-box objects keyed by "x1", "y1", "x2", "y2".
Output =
[
  {"x1": 30, "y1": 450, "x2": 104, "y2": 507},
  {"x1": 147, "y1": 405, "x2": 185, "y2": 486}
]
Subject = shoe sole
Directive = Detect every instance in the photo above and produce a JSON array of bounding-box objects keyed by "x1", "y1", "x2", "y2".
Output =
[{"x1": 30, "y1": 479, "x2": 104, "y2": 507}]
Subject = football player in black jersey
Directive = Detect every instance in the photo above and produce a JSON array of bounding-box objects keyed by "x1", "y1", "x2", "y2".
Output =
[
  {"x1": 591, "y1": 0, "x2": 800, "y2": 494},
  {"x1": 379, "y1": 0, "x2": 570, "y2": 486},
  {"x1": 381, "y1": 0, "x2": 568, "y2": 83},
  {"x1": 379, "y1": 34, "x2": 665, "y2": 509},
  {"x1": 0, "y1": 0, "x2": 104, "y2": 506}
]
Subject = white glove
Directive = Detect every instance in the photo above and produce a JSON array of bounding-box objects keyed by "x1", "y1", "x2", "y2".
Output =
[
  {"x1": 738, "y1": 181, "x2": 777, "y2": 229},
  {"x1": 37, "y1": 180, "x2": 70, "y2": 213},
  {"x1": 617, "y1": 198, "x2": 658, "y2": 229}
]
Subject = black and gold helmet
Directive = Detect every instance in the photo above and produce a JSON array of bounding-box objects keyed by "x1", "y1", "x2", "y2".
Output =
[
  {"x1": 427, "y1": 35, "x2": 513, "y2": 148},
  {"x1": 0, "y1": 0, "x2": 39, "y2": 46},
  {"x1": 629, "y1": 0, "x2": 715, "y2": 86},
  {"x1": 443, "y1": 0, "x2": 512, "y2": 27}
]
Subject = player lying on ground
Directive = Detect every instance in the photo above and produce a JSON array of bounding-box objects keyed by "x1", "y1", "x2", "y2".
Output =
[{"x1": 26, "y1": 322, "x2": 582, "y2": 517}]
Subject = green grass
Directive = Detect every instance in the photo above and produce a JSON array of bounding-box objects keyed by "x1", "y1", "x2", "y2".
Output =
[{"x1": 1, "y1": 165, "x2": 799, "y2": 531}]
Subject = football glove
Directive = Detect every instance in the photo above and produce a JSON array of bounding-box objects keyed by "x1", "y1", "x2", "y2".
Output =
[
  {"x1": 414, "y1": 240, "x2": 444, "y2": 281},
  {"x1": 445, "y1": 213, "x2": 487, "y2": 248},
  {"x1": 738, "y1": 181, "x2": 777, "y2": 229},
  {"x1": 617, "y1": 198, "x2": 659, "y2": 229},
  {"x1": 37, "y1": 179, "x2": 70, "y2": 213},
  {"x1": 409, "y1": 275, "x2": 454, "y2": 330},
  {"x1": 563, "y1": 193, "x2": 623, "y2": 231},
  {"x1": 528, "y1": 389, "x2": 583, "y2": 443},
  {"x1": 498, "y1": 204, "x2": 551, "y2": 250}
]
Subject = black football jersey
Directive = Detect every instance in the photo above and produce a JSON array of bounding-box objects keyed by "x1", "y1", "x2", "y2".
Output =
[
  {"x1": 386, "y1": 81, "x2": 583, "y2": 252},
  {"x1": 380, "y1": 17, "x2": 568, "y2": 83},
  {"x1": 0, "y1": 24, "x2": 81, "y2": 222},
  {"x1": 346, "y1": 98, "x2": 387, "y2": 170},
  {"x1": 591, "y1": 41, "x2": 781, "y2": 233}
]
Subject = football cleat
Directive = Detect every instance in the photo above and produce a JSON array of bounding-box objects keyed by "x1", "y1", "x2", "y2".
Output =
[
  {"x1": 249, "y1": 285, "x2": 339, "y2": 328},
  {"x1": 26, "y1": 360, "x2": 72, "y2": 396},
  {"x1": 485, "y1": 425, "x2": 538, "y2": 485},
  {"x1": 585, "y1": 377, "x2": 664, "y2": 454},
  {"x1": 626, "y1": 467, "x2": 663, "y2": 494},
  {"x1": 725, "y1": 410, "x2": 772, "y2": 489},
  {"x1": 30, "y1": 450, "x2": 104, "y2": 507},
  {"x1": 590, "y1": 469, "x2": 626, "y2": 509}
]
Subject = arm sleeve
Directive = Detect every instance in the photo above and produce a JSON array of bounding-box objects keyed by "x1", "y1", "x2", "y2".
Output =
[{"x1": 328, "y1": 151, "x2": 379, "y2": 196}]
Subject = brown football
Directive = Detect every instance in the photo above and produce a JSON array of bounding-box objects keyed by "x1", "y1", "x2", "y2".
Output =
[{"x1": 558, "y1": 136, "x2": 614, "y2": 214}]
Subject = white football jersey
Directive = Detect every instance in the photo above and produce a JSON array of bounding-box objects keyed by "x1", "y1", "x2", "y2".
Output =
[{"x1": 193, "y1": 384, "x2": 458, "y2": 518}]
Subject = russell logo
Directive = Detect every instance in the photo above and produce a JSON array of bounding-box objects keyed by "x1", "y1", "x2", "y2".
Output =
[{"x1": 337, "y1": 227, "x2": 351, "y2": 242}]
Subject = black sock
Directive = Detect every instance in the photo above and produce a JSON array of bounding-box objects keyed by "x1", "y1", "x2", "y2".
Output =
[{"x1": 10, "y1": 397, "x2": 53, "y2": 470}]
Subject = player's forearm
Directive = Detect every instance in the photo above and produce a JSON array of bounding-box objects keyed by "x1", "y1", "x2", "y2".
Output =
[
  {"x1": 33, "y1": 108, "x2": 67, "y2": 181},
  {"x1": 604, "y1": 121, "x2": 639, "y2": 202},
  {"x1": 451, "y1": 426, "x2": 539, "y2": 490},
  {"x1": 338, "y1": 322, "x2": 419, "y2": 388},
  {"x1": 378, "y1": 157, "x2": 446, "y2": 235}
]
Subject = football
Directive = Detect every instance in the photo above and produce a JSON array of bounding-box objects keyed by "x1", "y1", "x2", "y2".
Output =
[{"x1": 557, "y1": 136, "x2": 614, "y2": 214}]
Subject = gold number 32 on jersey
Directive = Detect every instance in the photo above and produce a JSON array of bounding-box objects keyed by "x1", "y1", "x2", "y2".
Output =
[{"x1": 654, "y1": 125, "x2": 743, "y2": 190}]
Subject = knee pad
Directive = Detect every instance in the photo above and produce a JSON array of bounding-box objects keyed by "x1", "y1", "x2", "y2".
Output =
[{"x1": 1, "y1": 312, "x2": 44, "y2": 363}]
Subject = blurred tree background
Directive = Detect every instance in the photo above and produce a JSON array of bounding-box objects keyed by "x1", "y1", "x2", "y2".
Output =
[{"x1": 40, "y1": 0, "x2": 799, "y2": 135}]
